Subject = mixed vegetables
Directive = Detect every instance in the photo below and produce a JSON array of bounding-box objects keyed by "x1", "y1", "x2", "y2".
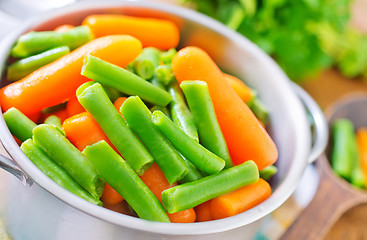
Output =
[
  {"x1": 331, "y1": 119, "x2": 367, "y2": 189},
  {"x1": 1, "y1": 13, "x2": 278, "y2": 223}
]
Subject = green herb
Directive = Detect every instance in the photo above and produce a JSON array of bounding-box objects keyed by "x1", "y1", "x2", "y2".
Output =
[{"x1": 182, "y1": 0, "x2": 367, "y2": 81}]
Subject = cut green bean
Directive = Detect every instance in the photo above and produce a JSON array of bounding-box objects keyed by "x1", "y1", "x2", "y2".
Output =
[
  {"x1": 168, "y1": 82, "x2": 198, "y2": 142},
  {"x1": 181, "y1": 81, "x2": 232, "y2": 168},
  {"x1": 7, "y1": 46, "x2": 70, "y2": 81},
  {"x1": 121, "y1": 96, "x2": 187, "y2": 184},
  {"x1": 83, "y1": 141, "x2": 170, "y2": 222},
  {"x1": 249, "y1": 98, "x2": 269, "y2": 125},
  {"x1": 160, "y1": 48, "x2": 177, "y2": 64},
  {"x1": 162, "y1": 160, "x2": 259, "y2": 213},
  {"x1": 259, "y1": 165, "x2": 278, "y2": 181},
  {"x1": 152, "y1": 110, "x2": 225, "y2": 174},
  {"x1": 44, "y1": 115, "x2": 61, "y2": 127},
  {"x1": 179, "y1": 156, "x2": 205, "y2": 184},
  {"x1": 3, "y1": 107, "x2": 36, "y2": 142},
  {"x1": 32, "y1": 124, "x2": 104, "y2": 198},
  {"x1": 21, "y1": 139, "x2": 102, "y2": 205},
  {"x1": 132, "y1": 47, "x2": 161, "y2": 80},
  {"x1": 331, "y1": 119, "x2": 355, "y2": 180},
  {"x1": 155, "y1": 64, "x2": 174, "y2": 86},
  {"x1": 76, "y1": 82, "x2": 154, "y2": 175},
  {"x1": 150, "y1": 105, "x2": 171, "y2": 118},
  {"x1": 11, "y1": 26, "x2": 93, "y2": 58},
  {"x1": 81, "y1": 55, "x2": 172, "y2": 106}
]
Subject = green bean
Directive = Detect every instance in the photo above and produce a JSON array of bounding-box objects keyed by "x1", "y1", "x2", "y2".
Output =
[
  {"x1": 181, "y1": 81, "x2": 232, "y2": 168},
  {"x1": 168, "y1": 82, "x2": 198, "y2": 142},
  {"x1": 81, "y1": 55, "x2": 172, "y2": 106},
  {"x1": 155, "y1": 64, "x2": 174, "y2": 86},
  {"x1": 150, "y1": 105, "x2": 171, "y2": 118},
  {"x1": 32, "y1": 124, "x2": 104, "y2": 198},
  {"x1": 179, "y1": 157, "x2": 205, "y2": 183},
  {"x1": 132, "y1": 47, "x2": 161, "y2": 80},
  {"x1": 331, "y1": 119, "x2": 355, "y2": 180},
  {"x1": 121, "y1": 96, "x2": 187, "y2": 184},
  {"x1": 76, "y1": 82, "x2": 154, "y2": 175},
  {"x1": 21, "y1": 139, "x2": 102, "y2": 205},
  {"x1": 152, "y1": 110, "x2": 225, "y2": 174},
  {"x1": 259, "y1": 165, "x2": 278, "y2": 181},
  {"x1": 44, "y1": 115, "x2": 61, "y2": 127},
  {"x1": 83, "y1": 141, "x2": 170, "y2": 222},
  {"x1": 7, "y1": 46, "x2": 70, "y2": 81},
  {"x1": 249, "y1": 98, "x2": 269, "y2": 125},
  {"x1": 3, "y1": 107, "x2": 36, "y2": 142},
  {"x1": 160, "y1": 48, "x2": 177, "y2": 64},
  {"x1": 11, "y1": 26, "x2": 93, "y2": 58},
  {"x1": 161, "y1": 160, "x2": 259, "y2": 213}
]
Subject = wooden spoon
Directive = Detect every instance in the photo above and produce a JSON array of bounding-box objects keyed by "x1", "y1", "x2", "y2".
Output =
[{"x1": 281, "y1": 94, "x2": 367, "y2": 240}]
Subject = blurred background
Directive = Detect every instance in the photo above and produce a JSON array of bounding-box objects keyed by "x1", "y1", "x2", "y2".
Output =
[{"x1": 1, "y1": 0, "x2": 367, "y2": 239}]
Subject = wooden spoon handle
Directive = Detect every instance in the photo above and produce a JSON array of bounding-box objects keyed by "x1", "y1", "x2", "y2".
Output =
[{"x1": 280, "y1": 156, "x2": 367, "y2": 240}]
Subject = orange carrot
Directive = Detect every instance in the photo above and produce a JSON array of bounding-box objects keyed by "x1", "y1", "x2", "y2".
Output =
[
  {"x1": 113, "y1": 97, "x2": 127, "y2": 111},
  {"x1": 66, "y1": 96, "x2": 85, "y2": 117},
  {"x1": 27, "y1": 111, "x2": 42, "y2": 123},
  {"x1": 62, "y1": 112, "x2": 125, "y2": 206},
  {"x1": 140, "y1": 163, "x2": 196, "y2": 223},
  {"x1": 82, "y1": 14, "x2": 179, "y2": 50},
  {"x1": 223, "y1": 73, "x2": 253, "y2": 103},
  {"x1": 210, "y1": 178, "x2": 271, "y2": 220},
  {"x1": 195, "y1": 201, "x2": 213, "y2": 222},
  {"x1": 356, "y1": 128, "x2": 367, "y2": 187},
  {"x1": 0, "y1": 35, "x2": 142, "y2": 115},
  {"x1": 103, "y1": 200, "x2": 132, "y2": 216},
  {"x1": 101, "y1": 183, "x2": 124, "y2": 205},
  {"x1": 62, "y1": 112, "x2": 114, "y2": 151},
  {"x1": 172, "y1": 47, "x2": 278, "y2": 170},
  {"x1": 54, "y1": 24, "x2": 75, "y2": 32}
]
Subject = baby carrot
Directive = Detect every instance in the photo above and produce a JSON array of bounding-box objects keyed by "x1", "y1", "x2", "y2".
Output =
[
  {"x1": 77, "y1": 82, "x2": 154, "y2": 175},
  {"x1": 152, "y1": 110, "x2": 225, "y2": 175},
  {"x1": 121, "y1": 96, "x2": 187, "y2": 184},
  {"x1": 180, "y1": 81, "x2": 232, "y2": 168},
  {"x1": 21, "y1": 139, "x2": 101, "y2": 205},
  {"x1": 101, "y1": 183, "x2": 124, "y2": 205},
  {"x1": 210, "y1": 178, "x2": 271, "y2": 219},
  {"x1": 62, "y1": 112, "x2": 113, "y2": 151},
  {"x1": 0, "y1": 35, "x2": 142, "y2": 116},
  {"x1": 113, "y1": 97, "x2": 127, "y2": 111},
  {"x1": 356, "y1": 128, "x2": 367, "y2": 188},
  {"x1": 195, "y1": 201, "x2": 213, "y2": 222},
  {"x1": 161, "y1": 160, "x2": 259, "y2": 213},
  {"x1": 172, "y1": 47, "x2": 278, "y2": 170},
  {"x1": 33, "y1": 124, "x2": 105, "y2": 198},
  {"x1": 66, "y1": 96, "x2": 85, "y2": 117},
  {"x1": 83, "y1": 140, "x2": 170, "y2": 222},
  {"x1": 223, "y1": 73, "x2": 253, "y2": 103},
  {"x1": 140, "y1": 163, "x2": 196, "y2": 223},
  {"x1": 3, "y1": 107, "x2": 36, "y2": 142},
  {"x1": 82, "y1": 14, "x2": 179, "y2": 50},
  {"x1": 81, "y1": 55, "x2": 172, "y2": 107}
]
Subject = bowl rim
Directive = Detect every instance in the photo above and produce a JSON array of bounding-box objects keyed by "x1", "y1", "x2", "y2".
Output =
[{"x1": 0, "y1": 0, "x2": 311, "y2": 235}]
